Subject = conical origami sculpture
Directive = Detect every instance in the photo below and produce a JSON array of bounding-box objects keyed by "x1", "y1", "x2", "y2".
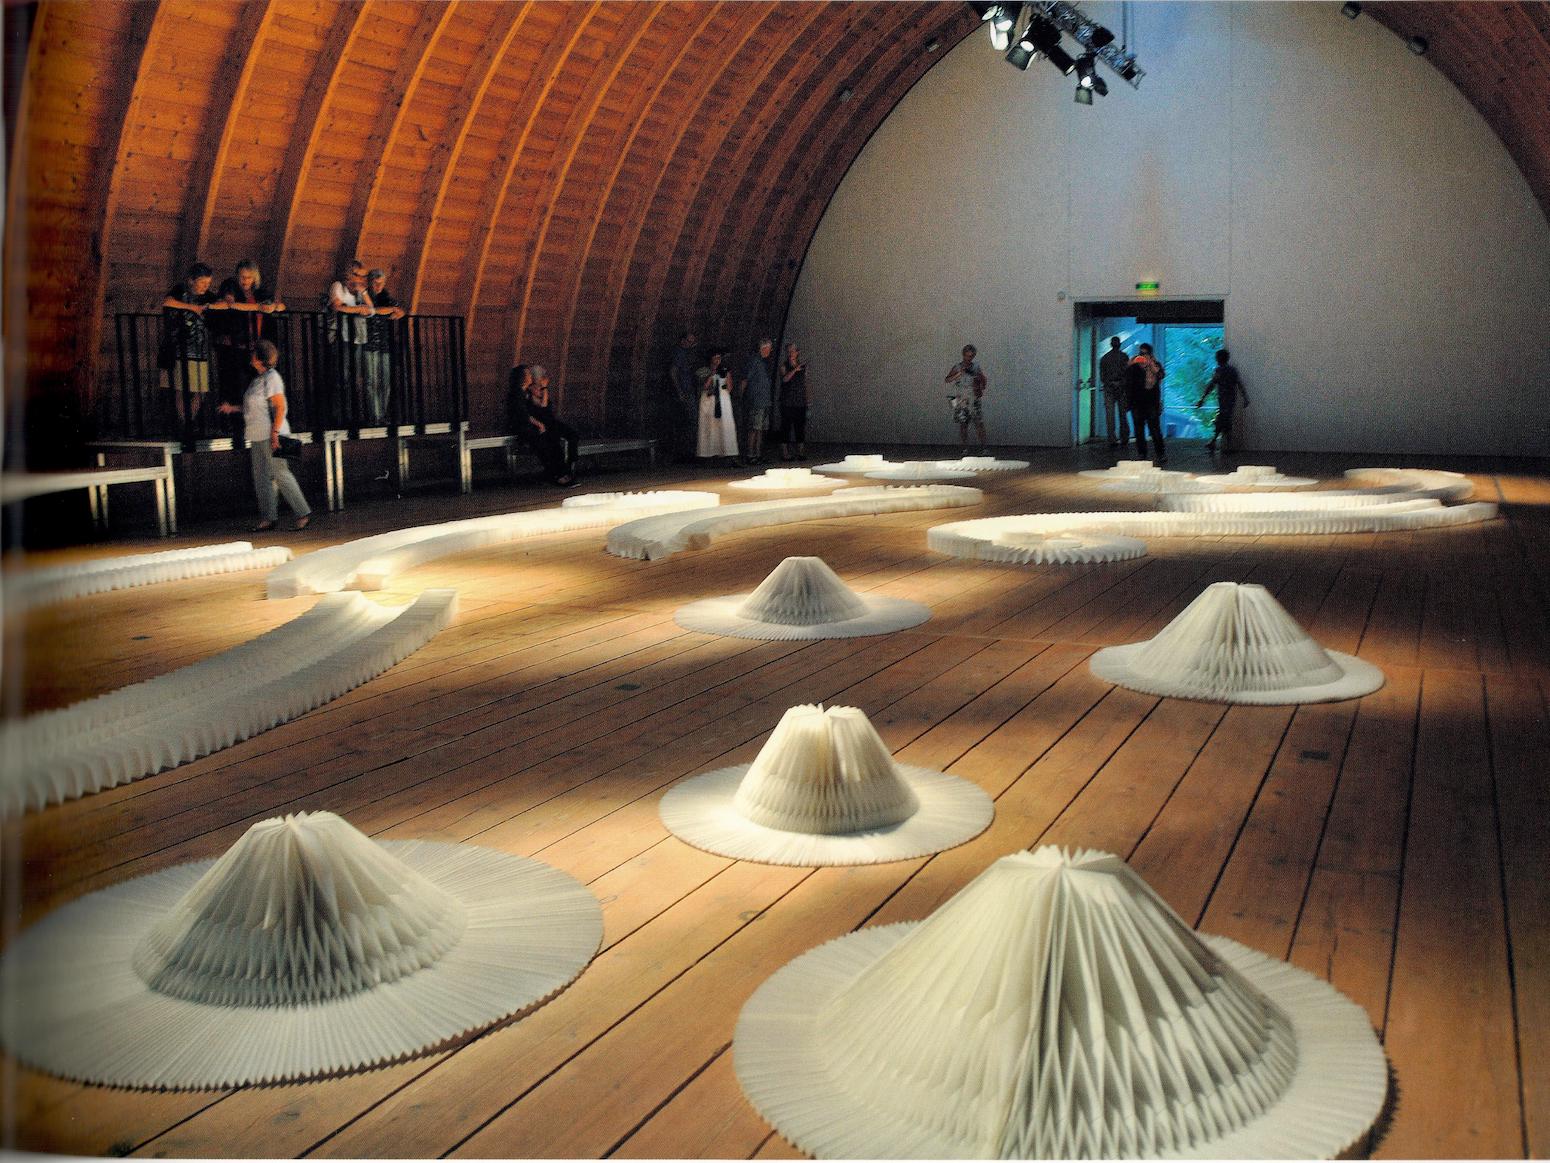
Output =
[
  {"x1": 675, "y1": 556, "x2": 931, "y2": 639},
  {"x1": 1089, "y1": 581, "x2": 1384, "y2": 703},
  {"x1": 734, "y1": 847, "x2": 1388, "y2": 1159},
  {"x1": 659, "y1": 704, "x2": 992, "y2": 865},
  {"x1": 0, "y1": 811, "x2": 602, "y2": 1088}
]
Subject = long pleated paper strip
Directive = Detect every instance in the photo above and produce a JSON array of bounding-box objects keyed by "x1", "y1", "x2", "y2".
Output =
[
  {"x1": 979, "y1": 528, "x2": 1147, "y2": 565},
  {"x1": 3, "y1": 542, "x2": 292, "y2": 615},
  {"x1": 812, "y1": 454, "x2": 896, "y2": 473},
  {"x1": 927, "y1": 497, "x2": 1497, "y2": 560},
  {"x1": 1099, "y1": 469, "x2": 1225, "y2": 494},
  {"x1": 266, "y1": 491, "x2": 719, "y2": 597},
  {"x1": 734, "y1": 847, "x2": 1387, "y2": 1159},
  {"x1": 659, "y1": 705, "x2": 991, "y2": 865},
  {"x1": 1158, "y1": 489, "x2": 1421, "y2": 512},
  {"x1": 932, "y1": 456, "x2": 1030, "y2": 471},
  {"x1": 0, "y1": 589, "x2": 457, "y2": 817},
  {"x1": 729, "y1": 468, "x2": 849, "y2": 491},
  {"x1": 864, "y1": 462, "x2": 980, "y2": 482},
  {"x1": 1077, "y1": 459, "x2": 1157, "y2": 479},
  {"x1": 1195, "y1": 465, "x2": 1317, "y2": 488},
  {"x1": 675, "y1": 556, "x2": 933, "y2": 640},
  {"x1": 608, "y1": 485, "x2": 982, "y2": 561},
  {"x1": 1344, "y1": 466, "x2": 1475, "y2": 499},
  {"x1": 1089, "y1": 581, "x2": 1384, "y2": 704},
  {"x1": 0, "y1": 811, "x2": 602, "y2": 1088}
]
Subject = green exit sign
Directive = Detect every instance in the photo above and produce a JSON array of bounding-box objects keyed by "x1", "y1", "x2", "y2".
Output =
[{"x1": 1135, "y1": 281, "x2": 1161, "y2": 294}]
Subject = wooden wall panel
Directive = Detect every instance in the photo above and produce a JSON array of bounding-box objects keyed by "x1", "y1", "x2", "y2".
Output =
[{"x1": 6, "y1": 0, "x2": 1547, "y2": 448}]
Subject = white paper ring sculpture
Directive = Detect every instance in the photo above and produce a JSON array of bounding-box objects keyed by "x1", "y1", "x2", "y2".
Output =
[
  {"x1": 729, "y1": 467, "x2": 847, "y2": 491},
  {"x1": 0, "y1": 811, "x2": 602, "y2": 1089},
  {"x1": 674, "y1": 556, "x2": 931, "y2": 640},
  {"x1": 734, "y1": 847, "x2": 1388, "y2": 1158},
  {"x1": 659, "y1": 704, "x2": 992, "y2": 865},
  {"x1": 1090, "y1": 581, "x2": 1384, "y2": 704}
]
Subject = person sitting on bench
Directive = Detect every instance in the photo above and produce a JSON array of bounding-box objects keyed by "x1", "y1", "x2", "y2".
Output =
[{"x1": 508, "y1": 363, "x2": 577, "y2": 487}]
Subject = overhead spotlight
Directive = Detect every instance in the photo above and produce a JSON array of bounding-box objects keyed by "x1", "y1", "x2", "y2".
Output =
[
  {"x1": 1074, "y1": 52, "x2": 1096, "y2": 87},
  {"x1": 1045, "y1": 43, "x2": 1076, "y2": 75},
  {"x1": 971, "y1": 1, "x2": 997, "y2": 19},
  {"x1": 1406, "y1": 34, "x2": 1429, "y2": 54},
  {"x1": 1074, "y1": 85, "x2": 1093, "y2": 105},
  {"x1": 1089, "y1": 25, "x2": 1115, "y2": 48},
  {"x1": 837, "y1": 86, "x2": 854, "y2": 103},
  {"x1": 988, "y1": 2, "x2": 1020, "y2": 50},
  {"x1": 1340, "y1": 2, "x2": 1362, "y2": 17},
  {"x1": 1006, "y1": 40, "x2": 1035, "y2": 70},
  {"x1": 925, "y1": 36, "x2": 942, "y2": 52},
  {"x1": 1117, "y1": 56, "x2": 1140, "y2": 82}
]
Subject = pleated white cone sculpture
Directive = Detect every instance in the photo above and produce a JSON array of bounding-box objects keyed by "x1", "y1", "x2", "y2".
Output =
[
  {"x1": 0, "y1": 811, "x2": 602, "y2": 1089},
  {"x1": 729, "y1": 467, "x2": 848, "y2": 491},
  {"x1": 675, "y1": 556, "x2": 931, "y2": 639},
  {"x1": 735, "y1": 847, "x2": 1388, "y2": 1159},
  {"x1": 1090, "y1": 581, "x2": 1384, "y2": 704},
  {"x1": 659, "y1": 705, "x2": 992, "y2": 865}
]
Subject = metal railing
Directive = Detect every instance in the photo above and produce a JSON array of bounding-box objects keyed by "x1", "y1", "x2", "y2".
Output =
[{"x1": 109, "y1": 311, "x2": 468, "y2": 441}]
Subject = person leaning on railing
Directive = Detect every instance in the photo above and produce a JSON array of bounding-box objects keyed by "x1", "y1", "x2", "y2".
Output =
[
  {"x1": 212, "y1": 260, "x2": 285, "y2": 440},
  {"x1": 159, "y1": 262, "x2": 229, "y2": 436},
  {"x1": 363, "y1": 269, "x2": 406, "y2": 425},
  {"x1": 325, "y1": 260, "x2": 375, "y2": 427}
]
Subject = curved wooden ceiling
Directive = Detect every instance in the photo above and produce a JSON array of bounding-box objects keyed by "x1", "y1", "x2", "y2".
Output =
[{"x1": 5, "y1": 1, "x2": 1546, "y2": 436}]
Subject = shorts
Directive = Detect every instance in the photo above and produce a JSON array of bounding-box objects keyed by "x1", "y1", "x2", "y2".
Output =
[
  {"x1": 746, "y1": 406, "x2": 769, "y2": 432},
  {"x1": 163, "y1": 360, "x2": 210, "y2": 393},
  {"x1": 952, "y1": 394, "x2": 982, "y2": 425}
]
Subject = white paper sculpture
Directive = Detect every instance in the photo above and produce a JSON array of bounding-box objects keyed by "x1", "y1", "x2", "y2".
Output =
[
  {"x1": 932, "y1": 455, "x2": 1030, "y2": 471},
  {"x1": 729, "y1": 467, "x2": 849, "y2": 491},
  {"x1": 1077, "y1": 459, "x2": 1154, "y2": 480},
  {"x1": 266, "y1": 491, "x2": 719, "y2": 597},
  {"x1": 659, "y1": 704, "x2": 991, "y2": 865},
  {"x1": 1089, "y1": 581, "x2": 1384, "y2": 704},
  {"x1": 0, "y1": 589, "x2": 457, "y2": 818},
  {"x1": 607, "y1": 485, "x2": 982, "y2": 561},
  {"x1": 864, "y1": 462, "x2": 979, "y2": 482},
  {"x1": 972, "y1": 527, "x2": 1147, "y2": 565},
  {"x1": 813, "y1": 454, "x2": 894, "y2": 473},
  {"x1": 0, "y1": 810, "x2": 602, "y2": 1088},
  {"x1": 1195, "y1": 465, "x2": 1317, "y2": 488},
  {"x1": 928, "y1": 497, "x2": 1497, "y2": 559},
  {"x1": 675, "y1": 556, "x2": 931, "y2": 640},
  {"x1": 1344, "y1": 467, "x2": 1474, "y2": 500},
  {"x1": 1098, "y1": 467, "x2": 1224, "y2": 495},
  {"x1": 2, "y1": 542, "x2": 292, "y2": 616},
  {"x1": 735, "y1": 846, "x2": 1388, "y2": 1159}
]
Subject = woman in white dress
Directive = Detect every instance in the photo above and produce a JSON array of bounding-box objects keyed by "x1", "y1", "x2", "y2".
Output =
[{"x1": 697, "y1": 350, "x2": 739, "y2": 460}]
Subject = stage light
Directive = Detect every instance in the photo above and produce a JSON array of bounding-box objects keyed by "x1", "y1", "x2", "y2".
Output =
[
  {"x1": 1006, "y1": 40, "x2": 1035, "y2": 70},
  {"x1": 1074, "y1": 85, "x2": 1093, "y2": 105},
  {"x1": 1340, "y1": 2, "x2": 1362, "y2": 17},
  {"x1": 1075, "y1": 52, "x2": 1096, "y2": 87},
  {"x1": 988, "y1": 2, "x2": 1020, "y2": 50},
  {"x1": 1407, "y1": 34, "x2": 1428, "y2": 54},
  {"x1": 1089, "y1": 25, "x2": 1114, "y2": 48},
  {"x1": 1045, "y1": 43, "x2": 1076, "y2": 75}
]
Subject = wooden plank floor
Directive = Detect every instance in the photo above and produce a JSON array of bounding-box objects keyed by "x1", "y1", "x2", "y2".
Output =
[{"x1": 3, "y1": 444, "x2": 1547, "y2": 1159}]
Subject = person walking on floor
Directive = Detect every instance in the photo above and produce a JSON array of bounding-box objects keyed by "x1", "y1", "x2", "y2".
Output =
[
  {"x1": 218, "y1": 339, "x2": 311, "y2": 531},
  {"x1": 1126, "y1": 342, "x2": 1167, "y2": 463},
  {"x1": 1198, "y1": 349, "x2": 1250, "y2": 453},
  {"x1": 738, "y1": 338, "x2": 776, "y2": 465},
  {"x1": 1098, "y1": 336, "x2": 1130, "y2": 448},
  {"x1": 779, "y1": 342, "x2": 810, "y2": 461}
]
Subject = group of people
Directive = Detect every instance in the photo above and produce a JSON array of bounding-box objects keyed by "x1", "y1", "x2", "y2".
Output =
[
  {"x1": 160, "y1": 258, "x2": 407, "y2": 432},
  {"x1": 1097, "y1": 337, "x2": 1248, "y2": 461},
  {"x1": 670, "y1": 333, "x2": 811, "y2": 464}
]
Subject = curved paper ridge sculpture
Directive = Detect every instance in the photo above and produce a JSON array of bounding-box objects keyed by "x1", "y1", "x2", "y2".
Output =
[
  {"x1": 0, "y1": 813, "x2": 603, "y2": 1088},
  {"x1": 0, "y1": 589, "x2": 457, "y2": 817},
  {"x1": 132, "y1": 812, "x2": 467, "y2": 1007},
  {"x1": 1099, "y1": 469, "x2": 1223, "y2": 495},
  {"x1": 1090, "y1": 582, "x2": 1384, "y2": 704},
  {"x1": 864, "y1": 462, "x2": 978, "y2": 482},
  {"x1": 4, "y1": 542, "x2": 293, "y2": 614},
  {"x1": 1160, "y1": 490, "x2": 1408, "y2": 512},
  {"x1": 1195, "y1": 466, "x2": 1316, "y2": 488},
  {"x1": 927, "y1": 498, "x2": 1497, "y2": 559},
  {"x1": 731, "y1": 705, "x2": 920, "y2": 835},
  {"x1": 729, "y1": 468, "x2": 847, "y2": 490},
  {"x1": 813, "y1": 454, "x2": 894, "y2": 473},
  {"x1": 934, "y1": 456, "x2": 1030, "y2": 471},
  {"x1": 734, "y1": 846, "x2": 1388, "y2": 1159},
  {"x1": 609, "y1": 485, "x2": 981, "y2": 561},
  {"x1": 1344, "y1": 467, "x2": 1474, "y2": 500},
  {"x1": 736, "y1": 557, "x2": 872, "y2": 627},
  {"x1": 675, "y1": 556, "x2": 932, "y2": 641},
  {"x1": 268, "y1": 492, "x2": 719, "y2": 596},
  {"x1": 657, "y1": 704, "x2": 990, "y2": 866},
  {"x1": 816, "y1": 850, "x2": 1296, "y2": 1158}
]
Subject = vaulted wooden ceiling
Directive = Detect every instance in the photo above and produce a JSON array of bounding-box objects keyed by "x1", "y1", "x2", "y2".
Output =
[{"x1": 5, "y1": 1, "x2": 1546, "y2": 437}]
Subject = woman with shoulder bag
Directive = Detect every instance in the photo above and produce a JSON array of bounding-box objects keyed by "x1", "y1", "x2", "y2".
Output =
[{"x1": 218, "y1": 339, "x2": 312, "y2": 531}]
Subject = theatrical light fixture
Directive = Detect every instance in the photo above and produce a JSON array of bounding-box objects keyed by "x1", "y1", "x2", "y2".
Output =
[
  {"x1": 1340, "y1": 2, "x2": 1362, "y2": 18},
  {"x1": 1073, "y1": 85, "x2": 1093, "y2": 105},
  {"x1": 1407, "y1": 34, "x2": 1429, "y2": 54},
  {"x1": 972, "y1": 1, "x2": 1144, "y2": 94}
]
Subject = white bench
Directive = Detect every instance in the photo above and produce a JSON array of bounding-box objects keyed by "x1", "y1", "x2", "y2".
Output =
[
  {"x1": 459, "y1": 434, "x2": 658, "y2": 493},
  {"x1": 1, "y1": 465, "x2": 175, "y2": 537}
]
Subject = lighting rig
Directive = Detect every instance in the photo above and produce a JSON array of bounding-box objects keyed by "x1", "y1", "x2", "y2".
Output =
[{"x1": 970, "y1": 1, "x2": 1145, "y2": 102}]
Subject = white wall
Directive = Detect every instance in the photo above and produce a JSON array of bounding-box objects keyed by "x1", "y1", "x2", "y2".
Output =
[{"x1": 785, "y1": 2, "x2": 1550, "y2": 457}]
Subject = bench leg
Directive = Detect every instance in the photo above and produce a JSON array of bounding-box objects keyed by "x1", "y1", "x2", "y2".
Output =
[
  {"x1": 88, "y1": 484, "x2": 108, "y2": 532},
  {"x1": 396, "y1": 437, "x2": 410, "y2": 492},
  {"x1": 324, "y1": 439, "x2": 344, "y2": 511},
  {"x1": 153, "y1": 479, "x2": 170, "y2": 538},
  {"x1": 459, "y1": 431, "x2": 472, "y2": 494},
  {"x1": 163, "y1": 450, "x2": 179, "y2": 534}
]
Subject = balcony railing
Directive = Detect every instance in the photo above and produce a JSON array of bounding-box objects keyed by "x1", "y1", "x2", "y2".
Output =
[{"x1": 109, "y1": 311, "x2": 468, "y2": 442}]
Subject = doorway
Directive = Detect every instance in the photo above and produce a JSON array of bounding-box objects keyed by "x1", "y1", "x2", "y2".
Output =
[{"x1": 1073, "y1": 299, "x2": 1225, "y2": 446}]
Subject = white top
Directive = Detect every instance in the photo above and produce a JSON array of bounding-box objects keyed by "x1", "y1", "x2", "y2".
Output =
[
  {"x1": 243, "y1": 368, "x2": 291, "y2": 442},
  {"x1": 328, "y1": 282, "x2": 369, "y2": 343}
]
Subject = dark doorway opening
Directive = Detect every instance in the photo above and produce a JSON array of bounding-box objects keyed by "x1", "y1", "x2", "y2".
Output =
[{"x1": 1072, "y1": 299, "x2": 1225, "y2": 445}]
